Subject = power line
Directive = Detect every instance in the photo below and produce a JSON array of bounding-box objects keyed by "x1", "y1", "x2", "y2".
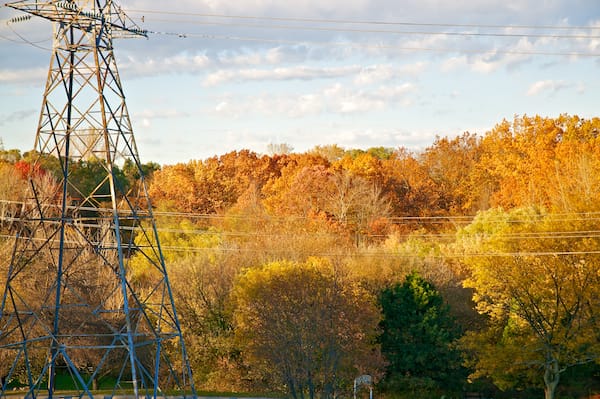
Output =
[
  {"x1": 7, "y1": 27, "x2": 596, "y2": 58},
  {"x1": 3, "y1": 198, "x2": 600, "y2": 224},
  {"x1": 143, "y1": 31, "x2": 600, "y2": 57},
  {"x1": 124, "y1": 9, "x2": 599, "y2": 32},
  {"x1": 130, "y1": 9, "x2": 600, "y2": 57},
  {"x1": 4, "y1": 200, "x2": 600, "y2": 242},
  {"x1": 140, "y1": 17, "x2": 600, "y2": 41},
  {"x1": 5, "y1": 22, "x2": 51, "y2": 51},
  {"x1": 3, "y1": 8, "x2": 599, "y2": 57},
  {"x1": 2, "y1": 232, "x2": 600, "y2": 258}
]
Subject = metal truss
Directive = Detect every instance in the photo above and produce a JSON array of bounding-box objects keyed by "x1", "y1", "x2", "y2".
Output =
[{"x1": 0, "y1": 1, "x2": 196, "y2": 398}]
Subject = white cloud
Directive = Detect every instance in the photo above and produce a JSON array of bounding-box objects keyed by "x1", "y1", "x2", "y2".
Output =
[
  {"x1": 470, "y1": 52, "x2": 503, "y2": 74},
  {"x1": 216, "y1": 46, "x2": 308, "y2": 66},
  {"x1": 120, "y1": 53, "x2": 211, "y2": 77},
  {"x1": 400, "y1": 61, "x2": 429, "y2": 76},
  {"x1": 440, "y1": 56, "x2": 467, "y2": 72},
  {"x1": 526, "y1": 80, "x2": 569, "y2": 96},
  {"x1": 321, "y1": 83, "x2": 385, "y2": 114},
  {"x1": 0, "y1": 109, "x2": 37, "y2": 126},
  {"x1": 217, "y1": 51, "x2": 265, "y2": 66},
  {"x1": 354, "y1": 64, "x2": 394, "y2": 85},
  {"x1": 211, "y1": 80, "x2": 416, "y2": 118},
  {"x1": 133, "y1": 108, "x2": 190, "y2": 120},
  {"x1": 206, "y1": 62, "x2": 425, "y2": 88},
  {"x1": 203, "y1": 65, "x2": 362, "y2": 86},
  {"x1": 0, "y1": 67, "x2": 47, "y2": 84},
  {"x1": 299, "y1": 126, "x2": 440, "y2": 153},
  {"x1": 377, "y1": 83, "x2": 416, "y2": 99},
  {"x1": 215, "y1": 101, "x2": 229, "y2": 112},
  {"x1": 439, "y1": 39, "x2": 534, "y2": 74},
  {"x1": 265, "y1": 47, "x2": 287, "y2": 64}
]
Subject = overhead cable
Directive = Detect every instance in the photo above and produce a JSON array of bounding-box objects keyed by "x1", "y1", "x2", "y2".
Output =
[
  {"x1": 141, "y1": 17, "x2": 600, "y2": 40},
  {"x1": 124, "y1": 9, "x2": 599, "y2": 32}
]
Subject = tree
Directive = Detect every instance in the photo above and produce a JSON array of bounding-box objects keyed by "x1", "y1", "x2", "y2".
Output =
[
  {"x1": 0, "y1": 148, "x2": 22, "y2": 163},
  {"x1": 379, "y1": 272, "x2": 465, "y2": 391},
  {"x1": 421, "y1": 132, "x2": 482, "y2": 214},
  {"x1": 149, "y1": 151, "x2": 278, "y2": 215},
  {"x1": 168, "y1": 250, "x2": 241, "y2": 391},
  {"x1": 0, "y1": 178, "x2": 125, "y2": 388},
  {"x1": 122, "y1": 158, "x2": 160, "y2": 189},
  {"x1": 232, "y1": 258, "x2": 384, "y2": 399},
  {"x1": 377, "y1": 148, "x2": 442, "y2": 229},
  {"x1": 0, "y1": 162, "x2": 29, "y2": 231},
  {"x1": 127, "y1": 213, "x2": 243, "y2": 390},
  {"x1": 267, "y1": 142, "x2": 294, "y2": 155},
  {"x1": 469, "y1": 115, "x2": 600, "y2": 211},
  {"x1": 457, "y1": 207, "x2": 600, "y2": 399},
  {"x1": 263, "y1": 161, "x2": 390, "y2": 246},
  {"x1": 262, "y1": 152, "x2": 330, "y2": 215},
  {"x1": 68, "y1": 157, "x2": 129, "y2": 204},
  {"x1": 327, "y1": 169, "x2": 391, "y2": 245},
  {"x1": 308, "y1": 144, "x2": 346, "y2": 162}
]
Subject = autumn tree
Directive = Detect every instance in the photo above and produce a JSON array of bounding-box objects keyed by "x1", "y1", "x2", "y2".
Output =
[
  {"x1": 470, "y1": 115, "x2": 600, "y2": 211},
  {"x1": 167, "y1": 244, "x2": 242, "y2": 390},
  {"x1": 0, "y1": 162, "x2": 28, "y2": 231},
  {"x1": 127, "y1": 212, "x2": 241, "y2": 389},
  {"x1": 21, "y1": 150, "x2": 62, "y2": 178},
  {"x1": 456, "y1": 207, "x2": 600, "y2": 399},
  {"x1": 261, "y1": 152, "x2": 330, "y2": 215},
  {"x1": 148, "y1": 162, "x2": 206, "y2": 213},
  {"x1": 327, "y1": 169, "x2": 391, "y2": 245},
  {"x1": 232, "y1": 258, "x2": 384, "y2": 399},
  {"x1": 308, "y1": 144, "x2": 346, "y2": 162},
  {"x1": 0, "y1": 147, "x2": 21, "y2": 163},
  {"x1": 542, "y1": 115, "x2": 600, "y2": 213},
  {"x1": 267, "y1": 142, "x2": 294, "y2": 155},
  {"x1": 149, "y1": 150, "x2": 278, "y2": 215},
  {"x1": 0, "y1": 170, "x2": 124, "y2": 388},
  {"x1": 421, "y1": 132, "x2": 482, "y2": 214}
]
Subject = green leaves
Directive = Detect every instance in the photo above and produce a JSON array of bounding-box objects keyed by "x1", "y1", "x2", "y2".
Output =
[{"x1": 379, "y1": 272, "x2": 465, "y2": 389}]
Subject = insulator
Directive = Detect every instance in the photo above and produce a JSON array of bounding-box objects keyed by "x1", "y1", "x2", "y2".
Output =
[
  {"x1": 8, "y1": 15, "x2": 32, "y2": 24},
  {"x1": 57, "y1": 1, "x2": 78, "y2": 11}
]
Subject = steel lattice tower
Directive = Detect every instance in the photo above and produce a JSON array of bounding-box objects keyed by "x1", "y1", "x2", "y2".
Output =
[{"x1": 0, "y1": 1, "x2": 196, "y2": 398}]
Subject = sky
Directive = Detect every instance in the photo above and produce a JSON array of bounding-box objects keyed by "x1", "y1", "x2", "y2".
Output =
[{"x1": 1, "y1": 0, "x2": 599, "y2": 165}]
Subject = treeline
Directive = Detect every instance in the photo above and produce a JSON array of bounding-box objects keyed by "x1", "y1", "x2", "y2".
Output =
[{"x1": 2, "y1": 114, "x2": 600, "y2": 399}]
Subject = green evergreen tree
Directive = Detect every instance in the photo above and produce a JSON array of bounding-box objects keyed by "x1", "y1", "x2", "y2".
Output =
[{"x1": 379, "y1": 272, "x2": 466, "y2": 390}]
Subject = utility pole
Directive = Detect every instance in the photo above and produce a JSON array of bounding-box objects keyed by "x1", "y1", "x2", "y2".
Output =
[{"x1": 0, "y1": 2, "x2": 195, "y2": 398}]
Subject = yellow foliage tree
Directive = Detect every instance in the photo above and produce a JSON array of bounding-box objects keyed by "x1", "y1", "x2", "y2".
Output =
[
  {"x1": 232, "y1": 258, "x2": 384, "y2": 399},
  {"x1": 456, "y1": 207, "x2": 600, "y2": 399}
]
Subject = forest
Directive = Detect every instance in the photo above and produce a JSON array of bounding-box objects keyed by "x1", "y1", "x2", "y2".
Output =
[{"x1": 1, "y1": 114, "x2": 600, "y2": 399}]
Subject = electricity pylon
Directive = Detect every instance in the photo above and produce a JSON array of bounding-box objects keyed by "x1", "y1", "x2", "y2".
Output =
[{"x1": 0, "y1": 1, "x2": 196, "y2": 398}]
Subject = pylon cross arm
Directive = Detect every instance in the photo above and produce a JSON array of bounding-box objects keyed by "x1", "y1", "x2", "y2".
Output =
[{"x1": 5, "y1": 0, "x2": 148, "y2": 38}]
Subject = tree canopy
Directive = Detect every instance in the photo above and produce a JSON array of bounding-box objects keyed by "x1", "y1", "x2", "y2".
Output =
[{"x1": 2, "y1": 114, "x2": 600, "y2": 398}]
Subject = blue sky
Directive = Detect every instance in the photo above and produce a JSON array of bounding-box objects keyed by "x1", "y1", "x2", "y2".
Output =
[{"x1": 1, "y1": 0, "x2": 599, "y2": 165}]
